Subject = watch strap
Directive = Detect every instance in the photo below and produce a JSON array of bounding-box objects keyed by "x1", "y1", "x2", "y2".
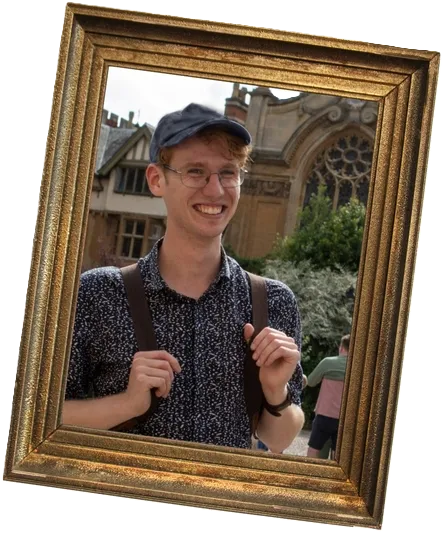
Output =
[{"x1": 263, "y1": 387, "x2": 292, "y2": 417}]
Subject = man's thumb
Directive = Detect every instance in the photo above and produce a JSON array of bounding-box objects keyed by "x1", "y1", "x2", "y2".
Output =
[{"x1": 243, "y1": 323, "x2": 255, "y2": 343}]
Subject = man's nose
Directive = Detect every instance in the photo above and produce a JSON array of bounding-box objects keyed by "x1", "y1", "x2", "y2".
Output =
[{"x1": 202, "y1": 173, "x2": 224, "y2": 195}]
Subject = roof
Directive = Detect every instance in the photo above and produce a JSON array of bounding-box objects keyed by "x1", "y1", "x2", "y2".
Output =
[{"x1": 95, "y1": 123, "x2": 154, "y2": 175}]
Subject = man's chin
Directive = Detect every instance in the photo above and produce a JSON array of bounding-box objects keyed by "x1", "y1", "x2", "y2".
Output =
[
  {"x1": 191, "y1": 226, "x2": 225, "y2": 242},
  {"x1": 182, "y1": 211, "x2": 234, "y2": 241}
]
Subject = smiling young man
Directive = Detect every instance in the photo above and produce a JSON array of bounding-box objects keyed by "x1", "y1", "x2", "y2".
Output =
[{"x1": 63, "y1": 103, "x2": 304, "y2": 453}]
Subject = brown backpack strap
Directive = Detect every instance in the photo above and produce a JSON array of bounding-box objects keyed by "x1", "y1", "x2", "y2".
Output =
[
  {"x1": 110, "y1": 263, "x2": 160, "y2": 432},
  {"x1": 245, "y1": 272, "x2": 268, "y2": 435},
  {"x1": 111, "y1": 265, "x2": 268, "y2": 437}
]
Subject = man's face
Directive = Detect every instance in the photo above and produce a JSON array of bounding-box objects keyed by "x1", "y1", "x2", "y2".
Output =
[{"x1": 148, "y1": 135, "x2": 242, "y2": 242}]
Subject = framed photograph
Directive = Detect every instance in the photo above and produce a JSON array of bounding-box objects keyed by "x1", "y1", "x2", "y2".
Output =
[{"x1": 2, "y1": 1, "x2": 443, "y2": 532}]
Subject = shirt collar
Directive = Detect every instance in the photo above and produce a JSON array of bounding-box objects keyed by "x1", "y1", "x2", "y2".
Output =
[{"x1": 138, "y1": 238, "x2": 232, "y2": 294}]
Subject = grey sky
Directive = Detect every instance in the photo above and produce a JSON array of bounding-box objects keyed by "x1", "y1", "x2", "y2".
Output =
[
  {"x1": 103, "y1": 66, "x2": 300, "y2": 127},
  {"x1": 104, "y1": 67, "x2": 252, "y2": 126}
]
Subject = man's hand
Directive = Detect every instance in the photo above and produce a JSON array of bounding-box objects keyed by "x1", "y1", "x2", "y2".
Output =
[
  {"x1": 244, "y1": 324, "x2": 300, "y2": 403},
  {"x1": 123, "y1": 350, "x2": 181, "y2": 417},
  {"x1": 244, "y1": 324, "x2": 304, "y2": 452}
]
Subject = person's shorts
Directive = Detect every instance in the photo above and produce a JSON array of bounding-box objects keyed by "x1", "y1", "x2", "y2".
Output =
[{"x1": 308, "y1": 414, "x2": 339, "y2": 451}]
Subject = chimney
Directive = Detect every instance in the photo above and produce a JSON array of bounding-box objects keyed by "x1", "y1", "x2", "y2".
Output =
[
  {"x1": 102, "y1": 109, "x2": 108, "y2": 124},
  {"x1": 129, "y1": 111, "x2": 135, "y2": 125},
  {"x1": 224, "y1": 83, "x2": 248, "y2": 124}
]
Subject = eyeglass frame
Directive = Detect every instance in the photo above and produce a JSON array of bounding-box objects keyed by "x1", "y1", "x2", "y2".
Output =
[{"x1": 161, "y1": 163, "x2": 248, "y2": 189}]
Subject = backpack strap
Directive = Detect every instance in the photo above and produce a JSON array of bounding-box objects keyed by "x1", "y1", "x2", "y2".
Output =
[
  {"x1": 110, "y1": 263, "x2": 160, "y2": 432},
  {"x1": 111, "y1": 265, "x2": 269, "y2": 437},
  {"x1": 244, "y1": 272, "x2": 268, "y2": 435}
]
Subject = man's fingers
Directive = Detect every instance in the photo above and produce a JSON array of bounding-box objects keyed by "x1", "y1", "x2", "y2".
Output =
[
  {"x1": 253, "y1": 336, "x2": 296, "y2": 364},
  {"x1": 170, "y1": 359, "x2": 181, "y2": 374},
  {"x1": 133, "y1": 358, "x2": 174, "y2": 382},
  {"x1": 255, "y1": 341, "x2": 298, "y2": 367},
  {"x1": 261, "y1": 346, "x2": 298, "y2": 368},
  {"x1": 148, "y1": 360, "x2": 174, "y2": 383},
  {"x1": 134, "y1": 350, "x2": 181, "y2": 373},
  {"x1": 129, "y1": 351, "x2": 183, "y2": 403},
  {"x1": 142, "y1": 367, "x2": 175, "y2": 396},
  {"x1": 137, "y1": 366, "x2": 172, "y2": 382},
  {"x1": 243, "y1": 323, "x2": 255, "y2": 343},
  {"x1": 250, "y1": 327, "x2": 288, "y2": 353},
  {"x1": 137, "y1": 374, "x2": 168, "y2": 397}
]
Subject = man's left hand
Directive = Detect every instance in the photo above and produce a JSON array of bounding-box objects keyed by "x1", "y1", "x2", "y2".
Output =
[{"x1": 243, "y1": 324, "x2": 300, "y2": 402}]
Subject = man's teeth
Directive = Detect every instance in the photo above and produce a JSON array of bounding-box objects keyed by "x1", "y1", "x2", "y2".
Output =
[{"x1": 195, "y1": 205, "x2": 223, "y2": 214}]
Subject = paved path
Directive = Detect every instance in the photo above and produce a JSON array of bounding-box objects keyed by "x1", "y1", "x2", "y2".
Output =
[
  {"x1": 283, "y1": 428, "x2": 311, "y2": 456},
  {"x1": 254, "y1": 428, "x2": 311, "y2": 456}
]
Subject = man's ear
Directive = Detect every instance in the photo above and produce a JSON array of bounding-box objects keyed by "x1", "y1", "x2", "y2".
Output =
[{"x1": 146, "y1": 164, "x2": 164, "y2": 197}]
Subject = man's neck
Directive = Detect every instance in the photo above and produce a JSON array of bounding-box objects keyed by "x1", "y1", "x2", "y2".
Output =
[{"x1": 158, "y1": 231, "x2": 223, "y2": 298}]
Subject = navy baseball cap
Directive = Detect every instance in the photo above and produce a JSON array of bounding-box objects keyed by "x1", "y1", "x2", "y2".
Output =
[{"x1": 149, "y1": 103, "x2": 252, "y2": 163}]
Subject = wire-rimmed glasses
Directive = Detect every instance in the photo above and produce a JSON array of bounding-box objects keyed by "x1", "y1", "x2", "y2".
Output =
[{"x1": 162, "y1": 164, "x2": 247, "y2": 188}]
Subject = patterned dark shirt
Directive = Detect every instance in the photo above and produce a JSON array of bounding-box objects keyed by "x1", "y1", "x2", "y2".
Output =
[{"x1": 66, "y1": 240, "x2": 303, "y2": 449}]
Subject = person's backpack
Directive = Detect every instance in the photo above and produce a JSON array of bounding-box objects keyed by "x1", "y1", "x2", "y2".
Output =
[{"x1": 110, "y1": 262, "x2": 267, "y2": 435}]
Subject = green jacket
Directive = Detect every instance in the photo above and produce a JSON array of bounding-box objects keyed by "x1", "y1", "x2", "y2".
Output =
[{"x1": 307, "y1": 355, "x2": 347, "y2": 387}]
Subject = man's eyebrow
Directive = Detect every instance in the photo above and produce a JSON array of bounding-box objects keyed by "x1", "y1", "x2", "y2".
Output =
[
  {"x1": 181, "y1": 161, "x2": 207, "y2": 167},
  {"x1": 181, "y1": 161, "x2": 238, "y2": 168}
]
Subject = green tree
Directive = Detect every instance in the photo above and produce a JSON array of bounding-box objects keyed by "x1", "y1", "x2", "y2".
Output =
[
  {"x1": 226, "y1": 187, "x2": 365, "y2": 427},
  {"x1": 273, "y1": 186, "x2": 366, "y2": 272}
]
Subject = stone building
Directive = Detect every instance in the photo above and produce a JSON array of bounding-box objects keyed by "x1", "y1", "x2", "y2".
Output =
[
  {"x1": 223, "y1": 84, "x2": 377, "y2": 257},
  {"x1": 82, "y1": 86, "x2": 377, "y2": 270}
]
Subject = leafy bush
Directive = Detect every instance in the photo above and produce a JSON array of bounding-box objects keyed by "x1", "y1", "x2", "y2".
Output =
[
  {"x1": 224, "y1": 244, "x2": 266, "y2": 275},
  {"x1": 264, "y1": 259, "x2": 356, "y2": 349},
  {"x1": 264, "y1": 259, "x2": 356, "y2": 427}
]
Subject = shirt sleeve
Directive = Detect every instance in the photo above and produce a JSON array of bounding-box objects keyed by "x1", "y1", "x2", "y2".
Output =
[
  {"x1": 265, "y1": 279, "x2": 303, "y2": 406},
  {"x1": 65, "y1": 270, "x2": 97, "y2": 399},
  {"x1": 306, "y1": 359, "x2": 329, "y2": 387}
]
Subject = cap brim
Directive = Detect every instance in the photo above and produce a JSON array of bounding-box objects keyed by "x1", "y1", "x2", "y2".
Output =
[{"x1": 162, "y1": 118, "x2": 252, "y2": 149}]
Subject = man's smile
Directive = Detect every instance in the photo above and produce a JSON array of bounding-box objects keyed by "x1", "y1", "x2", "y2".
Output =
[{"x1": 193, "y1": 204, "x2": 226, "y2": 215}]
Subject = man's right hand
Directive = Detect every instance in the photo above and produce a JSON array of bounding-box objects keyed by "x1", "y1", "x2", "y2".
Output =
[
  {"x1": 62, "y1": 351, "x2": 181, "y2": 430},
  {"x1": 123, "y1": 350, "x2": 181, "y2": 417}
]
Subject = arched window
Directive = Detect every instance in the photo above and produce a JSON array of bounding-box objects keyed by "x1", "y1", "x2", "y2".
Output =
[{"x1": 303, "y1": 133, "x2": 373, "y2": 209}]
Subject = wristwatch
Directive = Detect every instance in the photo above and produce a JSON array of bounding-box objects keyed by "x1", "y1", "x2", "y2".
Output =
[{"x1": 263, "y1": 386, "x2": 292, "y2": 417}]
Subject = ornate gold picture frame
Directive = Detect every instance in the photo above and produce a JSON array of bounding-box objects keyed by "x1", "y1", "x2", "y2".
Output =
[{"x1": 3, "y1": 2, "x2": 440, "y2": 529}]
